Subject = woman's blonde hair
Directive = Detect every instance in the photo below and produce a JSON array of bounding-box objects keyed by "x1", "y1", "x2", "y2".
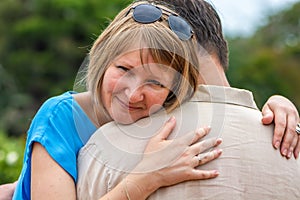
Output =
[{"x1": 86, "y1": 1, "x2": 199, "y2": 122}]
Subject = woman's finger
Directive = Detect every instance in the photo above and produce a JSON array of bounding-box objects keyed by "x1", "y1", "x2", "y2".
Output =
[
  {"x1": 144, "y1": 116, "x2": 177, "y2": 154},
  {"x1": 281, "y1": 114, "x2": 299, "y2": 158},
  {"x1": 196, "y1": 149, "x2": 223, "y2": 166},
  {"x1": 155, "y1": 116, "x2": 177, "y2": 140},
  {"x1": 287, "y1": 135, "x2": 298, "y2": 159},
  {"x1": 178, "y1": 127, "x2": 211, "y2": 146},
  {"x1": 191, "y1": 127, "x2": 211, "y2": 144},
  {"x1": 191, "y1": 169, "x2": 220, "y2": 180},
  {"x1": 294, "y1": 136, "x2": 300, "y2": 159},
  {"x1": 190, "y1": 137, "x2": 222, "y2": 155}
]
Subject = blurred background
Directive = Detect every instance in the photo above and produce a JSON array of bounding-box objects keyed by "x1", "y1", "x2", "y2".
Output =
[{"x1": 0, "y1": 0, "x2": 299, "y2": 184}]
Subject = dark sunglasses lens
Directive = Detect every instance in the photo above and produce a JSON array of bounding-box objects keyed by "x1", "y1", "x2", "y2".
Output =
[
  {"x1": 133, "y1": 4, "x2": 162, "y2": 24},
  {"x1": 169, "y1": 15, "x2": 192, "y2": 41}
]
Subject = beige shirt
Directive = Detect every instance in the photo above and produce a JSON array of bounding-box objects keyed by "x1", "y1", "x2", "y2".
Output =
[{"x1": 77, "y1": 85, "x2": 300, "y2": 199}]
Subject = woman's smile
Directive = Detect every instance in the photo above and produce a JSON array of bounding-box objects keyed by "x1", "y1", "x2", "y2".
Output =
[{"x1": 114, "y1": 96, "x2": 144, "y2": 111}]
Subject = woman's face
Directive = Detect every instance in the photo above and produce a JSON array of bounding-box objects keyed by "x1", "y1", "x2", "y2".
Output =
[{"x1": 101, "y1": 49, "x2": 176, "y2": 124}]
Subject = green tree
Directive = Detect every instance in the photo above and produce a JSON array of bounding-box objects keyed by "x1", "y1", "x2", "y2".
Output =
[
  {"x1": 0, "y1": 131, "x2": 24, "y2": 184},
  {"x1": 0, "y1": 0, "x2": 129, "y2": 136},
  {"x1": 227, "y1": 2, "x2": 300, "y2": 109}
]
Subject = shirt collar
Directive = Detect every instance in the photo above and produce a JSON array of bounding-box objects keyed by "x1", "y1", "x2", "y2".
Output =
[{"x1": 190, "y1": 85, "x2": 259, "y2": 110}]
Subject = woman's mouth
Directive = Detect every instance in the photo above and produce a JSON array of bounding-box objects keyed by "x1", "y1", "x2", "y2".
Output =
[{"x1": 115, "y1": 97, "x2": 142, "y2": 111}]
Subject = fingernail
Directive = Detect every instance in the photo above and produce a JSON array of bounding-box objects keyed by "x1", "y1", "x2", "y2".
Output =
[
  {"x1": 217, "y1": 149, "x2": 223, "y2": 154},
  {"x1": 282, "y1": 149, "x2": 288, "y2": 156},
  {"x1": 203, "y1": 126, "x2": 211, "y2": 133},
  {"x1": 167, "y1": 116, "x2": 175, "y2": 123},
  {"x1": 199, "y1": 127, "x2": 209, "y2": 135},
  {"x1": 288, "y1": 148, "x2": 294, "y2": 158},
  {"x1": 287, "y1": 151, "x2": 292, "y2": 159},
  {"x1": 216, "y1": 138, "x2": 223, "y2": 144},
  {"x1": 274, "y1": 141, "x2": 280, "y2": 149}
]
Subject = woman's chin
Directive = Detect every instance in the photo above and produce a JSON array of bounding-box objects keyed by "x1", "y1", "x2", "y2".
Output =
[
  {"x1": 113, "y1": 116, "x2": 136, "y2": 125},
  {"x1": 113, "y1": 114, "x2": 147, "y2": 125}
]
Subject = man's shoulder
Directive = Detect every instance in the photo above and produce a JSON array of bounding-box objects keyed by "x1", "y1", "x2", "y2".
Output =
[{"x1": 191, "y1": 85, "x2": 258, "y2": 110}]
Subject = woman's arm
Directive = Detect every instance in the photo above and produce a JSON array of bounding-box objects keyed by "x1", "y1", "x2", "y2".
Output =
[
  {"x1": 31, "y1": 143, "x2": 76, "y2": 200},
  {"x1": 31, "y1": 117, "x2": 221, "y2": 200}
]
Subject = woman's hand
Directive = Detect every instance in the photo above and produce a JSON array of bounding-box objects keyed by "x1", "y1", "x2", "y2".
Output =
[
  {"x1": 262, "y1": 95, "x2": 300, "y2": 159},
  {"x1": 124, "y1": 116, "x2": 222, "y2": 199},
  {"x1": 0, "y1": 181, "x2": 17, "y2": 200}
]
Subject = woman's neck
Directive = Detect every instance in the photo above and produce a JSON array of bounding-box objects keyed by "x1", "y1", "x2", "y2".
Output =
[{"x1": 73, "y1": 92, "x2": 112, "y2": 128}]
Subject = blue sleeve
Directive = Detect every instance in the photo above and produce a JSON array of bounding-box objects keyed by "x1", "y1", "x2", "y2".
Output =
[
  {"x1": 13, "y1": 92, "x2": 92, "y2": 200},
  {"x1": 26, "y1": 94, "x2": 83, "y2": 180}
]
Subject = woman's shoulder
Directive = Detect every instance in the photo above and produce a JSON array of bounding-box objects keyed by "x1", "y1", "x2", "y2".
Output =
[
  {"x1": 43, "y1": 91, "x2": 77, "y2": 107},
  {"x1": 28, "y1": 91, "x2": 95, "y2": 143},
  {"x1": 27, "y1": 91, "x2": 90, "y2": 144},
  {"x1": 31, "y1": 91, "x2": 78, "y2": 124}
]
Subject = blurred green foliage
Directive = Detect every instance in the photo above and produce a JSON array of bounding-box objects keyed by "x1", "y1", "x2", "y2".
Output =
[
  {"x1": 0, "y1": 0, "x2": 130, "y2": 136},
  {"x1": 0, "y1": 131, "x2": 24, "y2": 184},
  {"x1": 0, "y1": 0, "x2": 299, "y2": 183},
  {"x1": 227, "y1": 2, "x2": 300, "y2": 109}
]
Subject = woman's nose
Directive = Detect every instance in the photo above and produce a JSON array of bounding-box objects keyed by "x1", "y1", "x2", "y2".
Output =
[{"x1": 125, "y1": 84, "x2": 144, "y2": 103}]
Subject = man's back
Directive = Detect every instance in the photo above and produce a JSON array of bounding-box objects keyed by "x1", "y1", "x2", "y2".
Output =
[{"x1": 77, "y1": 85, "x2": 300, "y2": 199}]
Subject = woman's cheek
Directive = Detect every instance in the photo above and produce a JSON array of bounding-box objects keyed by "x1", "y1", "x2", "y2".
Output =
[
  {"x1": 103, "y1": 75, "x2": 120, "y2": 93},
  {"x1": 151, "y1": 90, "x2": 170, "y2": 106}
]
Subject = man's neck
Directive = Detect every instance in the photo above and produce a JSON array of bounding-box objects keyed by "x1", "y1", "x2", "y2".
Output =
[{"x1": 198, "y1": 54, "x2": 230, "y2": 87}]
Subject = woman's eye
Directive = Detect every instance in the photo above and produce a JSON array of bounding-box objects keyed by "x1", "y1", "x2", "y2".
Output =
[
  {"x1": 147, "y1": 80, "x2": 165, "y2": 88},
  {"x1": 116, "y1": 65, "x2": 129, "y2": 72}
]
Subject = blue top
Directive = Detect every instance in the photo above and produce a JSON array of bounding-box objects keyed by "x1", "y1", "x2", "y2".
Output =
[{"x1": 13, "y1": 92, "x2": 97, "y2": 200}]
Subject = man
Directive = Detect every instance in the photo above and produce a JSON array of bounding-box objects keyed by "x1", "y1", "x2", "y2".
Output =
[{"x1": 76, "y1": 0, "x2": 300, "y2": 199}]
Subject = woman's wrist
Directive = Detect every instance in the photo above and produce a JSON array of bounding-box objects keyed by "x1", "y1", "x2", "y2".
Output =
[{"x1": 124, "y1": 172, "x2": 161, "y2": 199}]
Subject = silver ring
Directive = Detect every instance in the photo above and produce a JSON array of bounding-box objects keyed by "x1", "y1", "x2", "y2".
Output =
[
  {"x1": 296, "y1": 123, "x2": 300, "y2": 135},
  {"x1": 196, "y1": 153, "x2": 209, "y2": 164},
  {"x1": 197, "y1": 154, "x2": 206, "y2": 161}
]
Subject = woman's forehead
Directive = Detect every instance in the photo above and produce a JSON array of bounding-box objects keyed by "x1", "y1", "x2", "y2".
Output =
[
  {"x1": 114, "y1": 49, "x2": 176, "y2": 75},
  {"x1": 115, "y1": 49, "x2": 154, "y2": 63}
]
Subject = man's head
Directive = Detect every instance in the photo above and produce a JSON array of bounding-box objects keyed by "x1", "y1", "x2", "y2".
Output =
[{"x1": 135, "y1": 0, "x2": 229, "y2": 71}]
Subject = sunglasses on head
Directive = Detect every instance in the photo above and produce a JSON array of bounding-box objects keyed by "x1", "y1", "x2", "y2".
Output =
[{"x1": 125, "y1": 4, "x2": 193, "y2": 41}]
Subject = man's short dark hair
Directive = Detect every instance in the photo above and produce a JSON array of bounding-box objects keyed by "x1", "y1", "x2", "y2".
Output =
[{"x1": 134, "y1": 0, "x2": 229, "y2": 70}]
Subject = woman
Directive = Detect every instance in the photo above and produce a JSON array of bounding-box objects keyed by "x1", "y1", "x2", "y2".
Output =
[{"x1": 13, "y1": 2, "x2": 222, "y2": 200}]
